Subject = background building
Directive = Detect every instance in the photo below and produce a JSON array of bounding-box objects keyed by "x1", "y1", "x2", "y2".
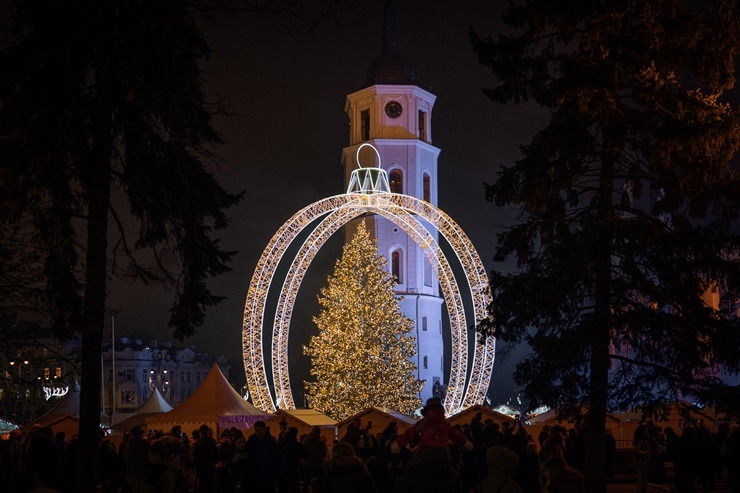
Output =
[
  {"x1": 0, "y1": 323, "x2": 81, "y2": 423},
  {"x1": 0, "y1": 323, "x2": 230, "y2": 422},
  {"x1": 101, "y1": 337, "x2": 230, "y2": 415}
]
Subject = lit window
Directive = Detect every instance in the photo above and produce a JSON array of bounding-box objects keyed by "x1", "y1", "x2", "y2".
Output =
[
  {"x1": 391, "y1": 250, "x2": 402, "y2": 283},
  {"x1": 55, "y1": 367, "x2": 62, "y2": 378},
  {"x1": 423, "y1": 173, "x2": 431, "y2": 202},
  {"x1": 389, "y1": 169, "x2": 403, "y2": 194},
  {"x1": 361, "y1": 109, "x2": 370, "y2": 141},
  {"x1": 120, "y1": 390, "x2": 136, "y2": 404},
  {"x1": 419, "y1": 110, "x2": 426, "y2": 141},
  {"x1": 43, "y1": 367, "x2": 50, "y2": 379}
]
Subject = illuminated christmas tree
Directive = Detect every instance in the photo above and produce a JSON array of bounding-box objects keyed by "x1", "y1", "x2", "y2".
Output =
[{"x1": 304, "y1": 220, "x2": 423, "y2": 420}]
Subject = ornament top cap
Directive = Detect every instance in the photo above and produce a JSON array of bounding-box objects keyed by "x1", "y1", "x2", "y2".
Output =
[
  {"x1": 355, "y1": 143, "x2": 381, "y2": 169},
  {"x1": 346, "y1": 144, "x2": 391, "y2": 194}
]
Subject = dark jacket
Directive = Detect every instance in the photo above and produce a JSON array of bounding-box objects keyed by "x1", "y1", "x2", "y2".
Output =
[
  {"x1": 245, "y1": 433, "x2": 281, "y2": 486},
  {"x1": 325, "y1": 455, "x2": 376, "y2": 493}
]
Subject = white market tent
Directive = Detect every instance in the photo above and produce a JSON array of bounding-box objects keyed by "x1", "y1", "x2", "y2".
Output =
[
  {"x1": 0, "y1": 418, "x2": 19, "y2": 435},
  {"x1": 20, "y1": 381, "x2": 107, "y2": 437},
  {"x1": 145, "y1": 363, "x2": 269, "y2": 437},
  {"x1": 112, "y1": 387, "x2": 173, "y2": 433},
  {"x1": 21, "y1": 381, "x2": 81, "y2": 436}
]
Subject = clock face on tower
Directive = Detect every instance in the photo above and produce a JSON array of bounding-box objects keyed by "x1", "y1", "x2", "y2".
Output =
[{"x1": 384, "y1": 100, "x2": 403, "y2": 119}]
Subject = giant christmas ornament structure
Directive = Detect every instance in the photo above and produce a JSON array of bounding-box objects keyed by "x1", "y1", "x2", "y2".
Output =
[{"x1": 242, "y1": 144, "x2": 493, "y2": 416}]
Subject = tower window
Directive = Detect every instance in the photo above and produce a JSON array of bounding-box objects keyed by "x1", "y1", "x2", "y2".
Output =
[
  {"x1": 360, "y1": 109, "x2": 370, "y2": 141},
  {"x1": 390, "y1": 169, "x2": 403, "y2": 194},
  {"x1": 424, "y1": 258, "x2": 433, "y2": 287},
  {"x1": 419, "y1": 110, "x2": 426, "y2": 141},
  {"x1": 391, "y1": 250, "x2": 402, "y2": 283},
  {"x1": 422, "y1": 316, "x2": 428, "y2": 331},
  {"x1": 423, "y1": 173, "x2": 431, "y2": 202},
  {"x1": 423, "y1": 356, "x2": 428, "y2": 369}
]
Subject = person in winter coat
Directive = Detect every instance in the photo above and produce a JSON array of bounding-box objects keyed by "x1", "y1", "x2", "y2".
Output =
[
  {"x1": 279, "y1": 427, "x2": 306, "y2": 493},
  {"x1": 192, "y1": 425, "x2": 218, "y2": 493},
  {"x1": 325, "y1": 442, "x2": 376, "y2": 493},
  {"x1": 302, "y1": 426, "x2": 327, "y2": 493},
  {"x1": 479, "y1": 446, "x2": 523, "y2": 493},
  {"x1": 124, "y1": 426, "x2": 151, "y2": 493},
  {"x1": 391, "y1": 398, "x2": 471, "y2": 493},
  {"x1": 141, "y1": 440, "x2": 179, "y2": 493},
  {"x1": 246, "y1": 421, "x2": 282, "y2": 493}
]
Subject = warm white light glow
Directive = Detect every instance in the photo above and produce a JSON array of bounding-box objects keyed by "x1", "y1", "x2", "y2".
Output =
[
  {"x1": 43, "y1": 385, "x2": 69, "y2": 400},
  {"x1": 243, "y1": 146, "x2": 493, "y2": 415}
]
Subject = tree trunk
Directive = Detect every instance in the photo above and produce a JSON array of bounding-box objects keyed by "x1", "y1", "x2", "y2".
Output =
[
  {"x1": 585, "y1": 137, "x2": 617, "y2": 493},
  {"x1": 76, "y1": 58, "x2": 113, "y2": 493}
]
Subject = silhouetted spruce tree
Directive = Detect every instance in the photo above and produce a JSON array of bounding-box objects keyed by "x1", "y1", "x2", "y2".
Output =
[
  {"x1": 0, "y1": 1, "x2": 244, "y2": 491},
  {"x1": 0, "y1": 1, "x2": 368, "y2": 489},
  {"x1": 304, "y1": 221, "x2": 423, "y2": 420},
  {"x1": 471, "y1": 1, "x2": 739, "y2": 490}
]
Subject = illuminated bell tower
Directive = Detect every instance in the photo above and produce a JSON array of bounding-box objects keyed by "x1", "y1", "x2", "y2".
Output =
[{"x1": 341, "y1": 0, "x2": 443, "y2": 402}]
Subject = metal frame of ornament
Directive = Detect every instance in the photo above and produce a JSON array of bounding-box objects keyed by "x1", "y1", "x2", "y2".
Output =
[{"x1": 243, "y1": 144, "x2": 494, "y2": 415}]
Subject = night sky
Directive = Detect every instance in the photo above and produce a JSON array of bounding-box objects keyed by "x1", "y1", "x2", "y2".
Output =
[{"x1": 102, "y1": 1, "x2": 548, "y2": 407}]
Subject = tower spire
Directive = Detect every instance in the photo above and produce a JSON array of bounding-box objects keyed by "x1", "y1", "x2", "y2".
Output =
[
  {"x1": 363, "y1": 0, "x2": 418, "y2": 87},
  {"x1": 381, "y1": 0, "x2": 399, "y2": 53}
]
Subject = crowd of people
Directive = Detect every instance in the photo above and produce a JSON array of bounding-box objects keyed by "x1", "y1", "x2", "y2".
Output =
[
  {"x1": 631, "y1": 419, "x2": 740, "y2": 493},
  {"x1": 1, "y1": 398, "x2": 739, "y2": 493}
]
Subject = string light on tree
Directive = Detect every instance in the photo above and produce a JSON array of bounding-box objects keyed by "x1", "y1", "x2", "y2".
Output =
[{"x1": 304, "y1": 220, "x2": 423, "y2": 420}]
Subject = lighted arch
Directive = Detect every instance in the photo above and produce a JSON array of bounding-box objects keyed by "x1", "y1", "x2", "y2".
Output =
[
  {"x1": 243, "y1": 193, "x2": 493, "y2": 414},
  {"x1": 271, "y1": 201, "x2": 469, "y2": 412}
]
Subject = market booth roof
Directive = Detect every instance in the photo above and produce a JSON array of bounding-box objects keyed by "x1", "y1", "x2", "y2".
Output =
[
  {"x1": 112, "y1": 387, "x2": 174, "y2": 433},
  {"x1": 336, "y1": 407, "x2": 416, "y2": 439},
  {"x1": 20, "y1": 382, "x2": 108, "y2": 436},
  {"x1": 446, "y1": 404, "x2": 515, "y2": 429},
  {"x1": 21, "y1": 382, "x2": 81, "y2": 434},
  {"x1": 265, "y1": 408, "x2": 337, "y2": 442},
  {"x1": 145, "y1": 363, "x2": 269, "y2": 436}
]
